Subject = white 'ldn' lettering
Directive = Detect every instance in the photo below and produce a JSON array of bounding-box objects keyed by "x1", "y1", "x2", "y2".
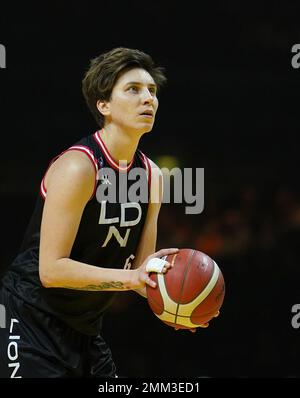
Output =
[
  {"x1": 98, "y1": 201, "x2": 141, "y2": 227},
  {"x1": 102, "y1": 226, "x2": 130, "y2": 248},
  {"x1": 99, "y1": 201, "x2": 142, "y2": 247}
]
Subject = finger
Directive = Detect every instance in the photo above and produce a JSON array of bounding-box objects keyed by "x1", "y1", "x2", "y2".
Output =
[
  {"x1": 151, "y1": 248, "x2": 179, "y2": 259},
  {"x1": 214, "y1": 311, "x2": 220, "y2": 318},
  {"x1": 199, "y1": 323, "x2": 209, "y2": 328},
  {"x1": 162, "y1": 263, "x2": 172, "y2": 273},
  {"x1": 175, "y1": 328, "x2": 196, "y2": 333},
  {"x1": 146, "y1": 258, "x2": 170, "y2": 273},
  {"x1": 144, "y1": 275, "x2": 156, "y2": 289}
]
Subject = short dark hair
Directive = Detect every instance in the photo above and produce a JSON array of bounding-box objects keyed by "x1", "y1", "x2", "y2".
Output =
[{"x1": 82, "y1": 47, "x2": 167, "y2": 127}]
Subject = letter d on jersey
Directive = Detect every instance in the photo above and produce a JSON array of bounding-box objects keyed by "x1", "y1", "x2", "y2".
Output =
[
  {"x1": 99, "y1": 201, "x2": 142, "y2": 227},
  {"x1": 0, "y1": 304, "x2": 6, "y2": 328}
]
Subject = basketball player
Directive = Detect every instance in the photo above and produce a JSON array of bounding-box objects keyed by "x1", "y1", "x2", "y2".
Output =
[{"x1": 0, "y1": 47, "x2": 179, "y2": 378}]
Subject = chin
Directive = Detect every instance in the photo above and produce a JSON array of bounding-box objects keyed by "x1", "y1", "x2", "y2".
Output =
[
  {"x1": 144, "y1": 121, "x2": 155, "y2": 132},
  {"x1": 141, "y1": 127, "x2": 153, "y2": 135},
  {"x1": 135, "y1": 124, "x2": 154, "y2": 136}
]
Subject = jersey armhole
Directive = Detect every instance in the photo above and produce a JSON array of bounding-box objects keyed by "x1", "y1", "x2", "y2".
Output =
[
  {"x1": 139, "y1": 151, "x2": 152, "y2": 193},
  {"x1": 40, "y1": 145, "x2": 99, "y2": 201}
]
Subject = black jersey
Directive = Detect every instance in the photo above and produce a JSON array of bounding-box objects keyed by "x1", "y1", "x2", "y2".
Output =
[{"x1": 1, "y1": 130, "x2": 152, "y2": 335}]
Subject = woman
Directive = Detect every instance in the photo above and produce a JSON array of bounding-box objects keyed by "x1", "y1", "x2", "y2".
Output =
[{"x1": 0, "y1": 47, "x2": 178, "y2": 378}]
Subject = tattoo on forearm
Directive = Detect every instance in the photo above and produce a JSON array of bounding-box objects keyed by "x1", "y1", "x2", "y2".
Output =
[{"x1": 61, "y1": 281, "x2": 125, "y2": 291}]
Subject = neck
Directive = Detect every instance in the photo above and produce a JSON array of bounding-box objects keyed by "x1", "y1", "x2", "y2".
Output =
[{"x1": 100, "y1": 126, "x2": 142, "y2": 165}]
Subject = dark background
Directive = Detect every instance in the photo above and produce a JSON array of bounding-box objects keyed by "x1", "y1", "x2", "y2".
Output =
[{"x1": 1, "y1": 1, "x2": 300, "y2": 377}]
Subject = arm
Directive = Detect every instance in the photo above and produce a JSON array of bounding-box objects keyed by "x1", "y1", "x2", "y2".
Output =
[
  {"x1": 132, "y1": 160, "x2": 163, "y2": 298},
  {"x1": 39, "y1": 151, "x2": 176, "y2": 291}
]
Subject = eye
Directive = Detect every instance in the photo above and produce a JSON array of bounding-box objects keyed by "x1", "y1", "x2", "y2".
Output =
[
  {"x1": 149, "y1": 87, "x2": 157, "y2": 95},
  {"x1": 128, "y1": 86, "x2": 139, "y2": 93}
]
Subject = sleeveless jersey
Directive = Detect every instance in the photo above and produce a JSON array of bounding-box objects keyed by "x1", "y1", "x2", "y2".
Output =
[{"x1": 1, "y1": 130, "x2": 152, "y2": 335}]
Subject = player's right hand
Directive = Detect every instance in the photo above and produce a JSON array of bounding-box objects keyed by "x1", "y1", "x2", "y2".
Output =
[
  {"x1": 130, "y1": 248, "x2": 179, "y2": 290},
  {"x1": 174, "y1": 311, "x2": 220, "y2": 333}
]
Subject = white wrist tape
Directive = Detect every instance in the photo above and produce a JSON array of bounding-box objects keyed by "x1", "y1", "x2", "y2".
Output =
[{"x1": 146, "y1": 258, "x2": 168, "y2": 273}]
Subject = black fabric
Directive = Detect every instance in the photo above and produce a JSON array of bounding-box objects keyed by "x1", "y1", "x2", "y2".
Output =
[
  {"x1": 0, "y1": 286, "x2": 116, "y2": 378},
  {"x1": 1, "y1": 131, "x2": 150, "y2": 336}
]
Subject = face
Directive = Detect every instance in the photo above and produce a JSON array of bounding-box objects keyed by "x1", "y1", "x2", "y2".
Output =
[{"x1": 98, "y1": 68, "x2": 159, "y2": 134}]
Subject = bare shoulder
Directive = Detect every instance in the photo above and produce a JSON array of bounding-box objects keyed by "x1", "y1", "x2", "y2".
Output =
[{"x1": 44, "y1": 150, "x2": 96, "y2": 194}]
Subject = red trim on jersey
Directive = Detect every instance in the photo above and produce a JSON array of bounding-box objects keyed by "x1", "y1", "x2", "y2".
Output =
[
  {"x1": 40, "y1": 154, "x2": 60, "y2": 200},
  {"x1": 140, "y1": 151, "x2": 152, "y2": 189},
  {"x1": 93, "y1": 130, "x2": 134, "y2": 172},
  {"x1": 40, "y1": 145, "x2": 99, "y2": 201}
]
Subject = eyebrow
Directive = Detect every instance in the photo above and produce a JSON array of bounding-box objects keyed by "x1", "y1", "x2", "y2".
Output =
[{"x1": 125, "y1": 81, "x2": 157, "y2": 87}]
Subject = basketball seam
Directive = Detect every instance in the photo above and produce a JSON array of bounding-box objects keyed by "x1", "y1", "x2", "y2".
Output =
[
  {"x1": 181, "y1": 259, "x2": 218, "y2": 305},
  {"x1": 156, "y1": 253, "x2": 177, "y2": 318},
  {"x1": 147, "y1": 290, "x2": 164, "y2": 316},
  {"x1": 149, "y1": 305, "x2": 192, "y2": 318},
  {"x1": 175, "y1": 249, "x2": 195, "y2": 326}
]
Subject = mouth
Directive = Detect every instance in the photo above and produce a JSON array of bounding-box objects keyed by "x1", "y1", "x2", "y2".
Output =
[
  {"x1": 139, "y1": 110, "x2": 154, "y2": 118},
  {"x1": 139, "y1": 114, "x2": 153, "y2": 119}
]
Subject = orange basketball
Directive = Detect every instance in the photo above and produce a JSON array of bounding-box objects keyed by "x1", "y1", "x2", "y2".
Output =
[{"x1": 146, "y1": 248, "x2": 225, "y2": 329}]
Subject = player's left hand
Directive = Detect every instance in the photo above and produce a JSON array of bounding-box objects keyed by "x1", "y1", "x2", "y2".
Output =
[{"x1": 174, "y1": 311, "x2": 220, "y2": 333}]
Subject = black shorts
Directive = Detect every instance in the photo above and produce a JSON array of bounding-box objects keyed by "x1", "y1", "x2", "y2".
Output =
[{"x1": 0, "y1": 286, "x2": 116, "y2": 378}]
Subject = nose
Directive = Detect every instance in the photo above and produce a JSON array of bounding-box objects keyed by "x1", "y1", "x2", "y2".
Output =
[{"x1": 141, "y1": 88, "x2": 154, "y2": 104}]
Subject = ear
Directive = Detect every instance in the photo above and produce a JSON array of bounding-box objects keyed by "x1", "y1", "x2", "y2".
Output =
[{"x1": 97, "y1": 100, "x2": 110, "y2": 116}]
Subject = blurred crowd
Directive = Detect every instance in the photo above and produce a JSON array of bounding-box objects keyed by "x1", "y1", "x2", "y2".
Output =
[{"x1": 158, "y1": 183, "x2": 300, "y2": 264}]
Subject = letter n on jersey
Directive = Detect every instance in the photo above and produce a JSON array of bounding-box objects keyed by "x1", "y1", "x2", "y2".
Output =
[{"x1": 99, "y1": 201, "x2": 142, "y2": 247}]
